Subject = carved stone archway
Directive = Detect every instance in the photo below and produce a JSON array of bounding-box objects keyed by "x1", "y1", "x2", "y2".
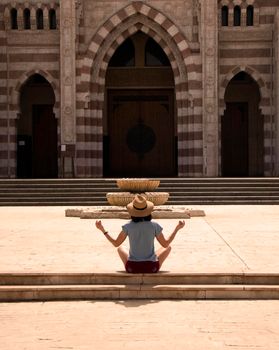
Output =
[
  {"x1": 220, "y1": 66, "x2": 273, "y2": 176},
  {"x1": 8, "y1": 70, "x2": 59, "y2": 178},
  {"x1": 76, "y1": 1, "x2": 202, "y2": 177}
]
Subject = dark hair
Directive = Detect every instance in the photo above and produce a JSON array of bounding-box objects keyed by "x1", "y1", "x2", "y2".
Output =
[{"x1": 131, "y1": 215, "x2": 152, "y2": 223}]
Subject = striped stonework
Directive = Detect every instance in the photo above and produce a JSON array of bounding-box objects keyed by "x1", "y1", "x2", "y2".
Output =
[
  {"x1": 0, "y1": 4, "x2": 9, "y2": 177},
  {"x1": 76, "y1": 1, "x2": 202, "y2": 177},
  {"x1": 276, "y1": 10, "x2": 279, "y2": 176},
  {"x1": 0, "y1": 1, "x2": 60, "y2": 178},
  {"x1": 219, "y1": 66, "x2": 273, "y2": 175},
  {"x1": 1, "y1": 0, "x2": 279, "y2": 178},
  {"x1": 10, "y1": 70, "x2": 60, "y2": 178},
  {"x1": 219, "y1": 0, "x2": 275, "y2": 175}
]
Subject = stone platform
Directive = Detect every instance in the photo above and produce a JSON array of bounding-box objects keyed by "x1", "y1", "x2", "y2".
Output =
[
  {"x1": 65, "y1": 205, "x2": 206, "y2": 219},
  {"x1": 1, "y1": 205, "x2": 279, "y2": 275}
]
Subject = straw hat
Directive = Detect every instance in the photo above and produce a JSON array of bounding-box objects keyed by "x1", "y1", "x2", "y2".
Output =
[{"x1": 127, "y1": 194, "x2": 154, "y2": 217}]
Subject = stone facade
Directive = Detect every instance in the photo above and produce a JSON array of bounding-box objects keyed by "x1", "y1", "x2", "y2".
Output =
[{"x1": 0, "y1": 0, "x2": 278, "y2": 178}]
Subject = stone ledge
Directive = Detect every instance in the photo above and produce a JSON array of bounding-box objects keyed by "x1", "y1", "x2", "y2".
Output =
[
  {"x1": 1, "y1": 284, "x2": 279, "y2": 301},
  {"x1": 65, "y1": 206, "x2": 206, "y2": 219},
  {"x1": 1, "y1": 272, "x2": 279, "y2": 286}
]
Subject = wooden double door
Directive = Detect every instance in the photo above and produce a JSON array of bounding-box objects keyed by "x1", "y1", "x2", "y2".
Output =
[
  {"x1": 222, "y1": 72, "x2": 264, "y2": 177},
  {"x1": 17, "y1": 105, "x2": 58, "y2": 178},
  {"x1": 105, "y1": 90, "x2": 176, "y2": 177},
  {"x1": 221, "y1": 102, "x2": 263, "y2": 177},
  {"x1": 222, "y1": 102, "x2": 249, "y2": 176},
  {"x1": 32, "y1": 105, "x2": 58, "y2": 178}
]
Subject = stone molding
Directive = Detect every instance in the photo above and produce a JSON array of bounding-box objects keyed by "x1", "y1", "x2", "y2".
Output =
[
  {"x1": 275, "y1": 10, "x2": 279, "y2": 175},
  {"x1": 219, "y1": 65, "x2": 268, "y2": 115},
  {"x1": 7, "y1": 70, "x2": 59, "y2": 123},
  {"x1": 201, "y1": 0, "x2": 219, "y2": 176},
  {"x1": 76, "y1": 1, "x2": 203, "y2": 177},
  {"x1": 60, "y1": 0, "x2": 76, "y2": 145}
]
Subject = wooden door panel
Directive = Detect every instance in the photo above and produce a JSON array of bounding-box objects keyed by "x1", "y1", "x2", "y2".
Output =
[
  {"x1": 109, "y1": 100, "x2": 140, "y2": 175},
  {"x1": 32, "y1": 105, "x2": 58, "y2": 178},
  {"x1": 107, "y1": 90, "x2": 175, "y2": 177},
  {"x1": 222, "y1": 102, "x2": 248, "y2": 176},
  {"x1": 140, "y1": 100, "x2": 174, "y2": 175}
]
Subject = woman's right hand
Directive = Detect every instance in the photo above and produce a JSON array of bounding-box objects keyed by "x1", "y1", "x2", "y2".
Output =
[{"x1": 176, "y1": 220, "x2": 185, "y2": 231}]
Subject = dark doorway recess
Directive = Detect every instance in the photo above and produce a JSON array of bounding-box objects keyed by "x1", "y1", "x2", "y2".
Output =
[
  {"x1": 32, "y1": 105, "x2": 58, "y2": 178},
  {"x1": 222, "y1": 72, "x2": 263, "y2": 177},
  {"x1": 17, "y1": 74, "x2": 58, "y2": 178},
  {"x1": 222, "y1": 102, "x2": 249, "y2": 176}
]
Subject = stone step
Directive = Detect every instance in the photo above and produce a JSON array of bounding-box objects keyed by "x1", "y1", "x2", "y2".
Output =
[
  {"x1": 1, "y1": 284, "x2": 279, "y2": 301},
  {"x1": 0, "y1": 192, "x2": 111, "y2": 198},
  {"x1": 2, "y1": 194, "x2": 279, "y2": 201},
  {"x1": 1, "y1": 178, "x2": 279, "y2": 186},
  {"x1": 1, "y1": 194, "x2": 279, "y2": 200},
  {"x1": 0, "y1": 201, "x2": 107, "y2": 206},
  {"x1": 1, "y1": 185, "x2": 279, "y2": 191},
  {"x1": 2, "y1": 187, "x2": 279, "y2": 194},
  {"x1": 1, "y1": 273, "x2": 278, "y2": 301},
  {"x1": 1, "y1": 272, "x2": 279, "y2": 286},
  {"x1": 1, "y1": 178, "x2": 279, "y2": 205},
  {"x1": 2, "y1": 200, "x2": 279, "y2": 206}
]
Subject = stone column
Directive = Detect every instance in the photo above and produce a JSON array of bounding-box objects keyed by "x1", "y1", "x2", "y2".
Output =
[
  {"x1": 275, "y1": 10, "x2": 279, "y2": 176},
  {"x1": 60, "y1": 0, "x2": 76, "y2": 176},
  {"x1": 200, "y1": 0, "x2": 219, "y2": 176},
  {"x1": 0, "y1": 8, "x2": 9, "y2": 177}
]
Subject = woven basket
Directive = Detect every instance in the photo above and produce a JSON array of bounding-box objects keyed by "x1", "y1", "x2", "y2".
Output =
[
  {"x1": 144, "y1": 192, "x2": 169, "y2": 205},
  {"x1": 116, "y1": 179, "x2": 160, "y2": 192},
  {"x1": 106, "y1": 193, "x2": 135, "y2": 206}
]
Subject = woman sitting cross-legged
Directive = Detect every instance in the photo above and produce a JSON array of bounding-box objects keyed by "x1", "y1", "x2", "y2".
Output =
[{"x1": 95, "y1": 194, "x2": 185, "y2": 273}]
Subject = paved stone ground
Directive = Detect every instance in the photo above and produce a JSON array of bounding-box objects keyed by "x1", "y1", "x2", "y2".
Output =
[
  {"x1": 0, "y1": 300, "x2": 279, "y2": 349},
  {"x1": 0, "y1": 205, "x2": 279, "y2": 273},
  {"x1": 1, "y1": 205, "x2": 279, "y2": 349}
]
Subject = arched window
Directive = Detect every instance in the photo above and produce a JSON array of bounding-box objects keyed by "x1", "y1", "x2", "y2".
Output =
[
  {"x1": 234, "y1": 6, "x2": 241, "y2": 26},
  {"x1": 36, "y1": 9, "x2": 44, "y2": 29},
  {"x1": 49, "y1": 9, "x2": 57, "y2": 30},
  {"x1": 23, "y1": 8, "x2": 31, "y2": 29},
  {"x1": 221, "y1": 6, "x2": 229, "y2": 26},
  {"x1": 109, "y1": 38, "x2": 135, "y2": 67},
  {"x1": 10, "y1": 8, "x2": 18, "y2": 29},
  {"x1": 246, "y1": 5, "x2": 254, "y2": 26},
  {"x1": 145, "y1": 38, "x2": 170, "y2": 66}
]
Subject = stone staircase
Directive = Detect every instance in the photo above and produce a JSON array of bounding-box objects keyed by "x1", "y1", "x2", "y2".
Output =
[
  {"x1": 1, "y1": 178, "x2": 279, "y2": 206},
  {"x1": 1, "y1": 272, "x2": 279, "y2": 301}
]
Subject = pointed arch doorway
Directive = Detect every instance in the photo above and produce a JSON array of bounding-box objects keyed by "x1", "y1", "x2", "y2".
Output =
[
  {"x1": 104, "y1": 32, "x2": 176, "y2": 177},
  {"x1": 221, "y1": 72, "x2": 264, "y2": 176},
  {"x1": 17, "y1": 74, "x2": 58, "y2": 178}
]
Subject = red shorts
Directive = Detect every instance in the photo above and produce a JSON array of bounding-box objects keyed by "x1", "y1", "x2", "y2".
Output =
[{"x1": 125, "y1": 260, "x2": 160, "y2": 274}]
